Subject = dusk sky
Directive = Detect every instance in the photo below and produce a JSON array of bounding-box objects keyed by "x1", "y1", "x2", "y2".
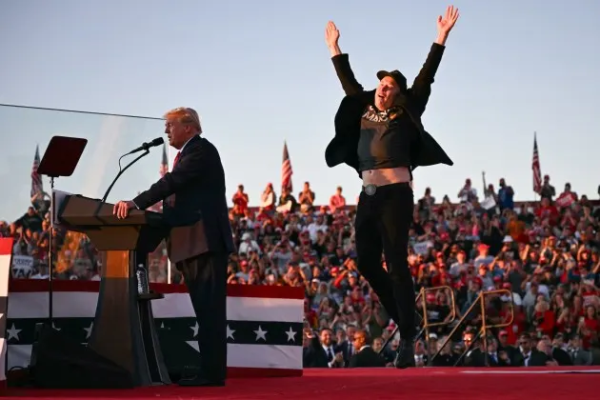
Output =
[{"x1": 1, "y1": 0, "x2": 599, "y2": 220}]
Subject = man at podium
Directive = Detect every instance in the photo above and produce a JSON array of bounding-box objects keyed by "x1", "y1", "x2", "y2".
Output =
[{"x1": 113, "y1": 107, "x2": 234, "y2": 387}]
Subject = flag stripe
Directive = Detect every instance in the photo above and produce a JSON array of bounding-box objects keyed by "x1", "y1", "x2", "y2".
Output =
[
  {"x1": 0, "y1": 239, "x2": 12, "y2": 383},
  {"x1": 8, "y1": 279, "x2": 304, "y2": 299},
  {"x1": 226, "y1": 343, "x2": 301, "y2": 369},
  {"x1": 30, "y1": 145, "x2": 43, "y2": 198},
  {"x1": 6, "y1": 317, "x2": 303, "y2": 346},
  {"x1": 227, "y1": 297, "x2": 303, "y2": 322},
  {"x1": 7, "y1": 343, "x2": 303, "y2": 372},
  {"x1": 227, "y1": 344, "x2": 303, "y2": 369},
  {"x1": 7, "y1": 292, "x2": 303, "y2": 322},
  {"x1": 188, "y1": 343, "x2": 302, "y2": 370},
  {"x1": 281, "y1": 142, "x2": 293, "y2": 192}
]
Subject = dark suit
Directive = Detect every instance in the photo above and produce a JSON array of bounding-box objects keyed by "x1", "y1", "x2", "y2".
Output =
[
  {"x1": 349, "y1": 347, "x2": 386, "y2": 368},
  {"x1": 511, "y1": 349, "x2": 548, "y2": 367},
  {"x1": 336, "y1": 340, "x2": 354, "y2": 366},
  {"x1": 133, "y1": 135, "x2": 234, "y2": 383},
  {"x1": 552, "y1": 347, "x2": 572, "y2": 366},
  {"x1": 570, "y1": 348, "x2": 593, "y2": 366},
  {"x1": 325, "y1": 43, "x2": 454, "y2": 178},
  {"x1": 303, "y1": 337, "x2": 339, "y2": 368},
  {"x1": 466, "y1": 350, "x2": 511, "y2": 367}
]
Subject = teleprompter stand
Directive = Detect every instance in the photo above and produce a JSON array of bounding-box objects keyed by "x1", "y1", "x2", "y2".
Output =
[
  {"x1": 30, "y1": 137, "x2": 171, "y2": 388},
  {"x1": 36, "y1": 136, "x2": 88, "y2": 324}
]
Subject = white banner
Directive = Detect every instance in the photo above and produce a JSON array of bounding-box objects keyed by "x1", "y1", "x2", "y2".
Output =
[
  {"x1": 413, "y1": 241, "x2": 433, "y2": 255},
  {"x1": 10, "y1": 255, "x2": 34, "y2": 279}
]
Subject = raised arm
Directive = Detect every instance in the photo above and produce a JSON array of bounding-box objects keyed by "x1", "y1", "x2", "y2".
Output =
[
  {"x1": 410, "y1": 6, "x2": 460, "y2": 115},
  {"x1": 325, "y1": 21, "x2": 364, "y2": 96}
]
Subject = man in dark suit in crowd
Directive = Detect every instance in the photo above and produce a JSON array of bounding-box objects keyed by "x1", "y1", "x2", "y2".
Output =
[
  {"x1": 509, "y1": 333, "x2": 549, "y2": 367},
  {"x1": 304, "y1": 328, "x2": 345, "y2": 368},
  {"x1": 349, "y1": 329, "x2": 386, "y2": 368},
  {"x1": 114, "y1": 107, "x2": 234, "y2": 387},
  {"x1": 465, "y1": 336, "x2": 511, "y2": 367}
]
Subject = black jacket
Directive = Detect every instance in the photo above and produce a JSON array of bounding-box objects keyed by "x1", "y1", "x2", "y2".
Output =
[
  {"x1": 325, "y1": 43, "x2": 453, "y2": 177},
  {"x1": 133, "y1": 135, "x2": 234, "y2": 255},
  {"x1": 348, "y1": 346, "x2": 386, "y2": 368}
]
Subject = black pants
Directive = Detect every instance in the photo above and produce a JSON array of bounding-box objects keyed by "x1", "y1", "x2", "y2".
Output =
[
  {"x1": 354, "y1": 182, "x2": 416, "y2": 341},
  {"x1": 178, "y1": 251, "x2": 228, "y2": 382}
]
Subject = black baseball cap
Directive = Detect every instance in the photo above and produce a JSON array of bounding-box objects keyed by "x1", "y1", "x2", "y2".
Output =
[{"x1": 376, "y1": 70, "x2": 408, "y2": 92}]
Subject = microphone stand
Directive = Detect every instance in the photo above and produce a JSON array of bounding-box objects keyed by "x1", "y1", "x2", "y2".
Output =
[{"x1": 100, "y1": 150, "x2": 151, "y2": 204}]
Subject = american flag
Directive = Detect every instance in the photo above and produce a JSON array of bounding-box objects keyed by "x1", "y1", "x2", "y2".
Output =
[
  {"x1": 159, "y1": 144, "x2": 168, "y2": 178},
  {"x1": 148, "y1": 145, "x2": 169, "y2": 212},
  {"x1": 532, "y1": 132, "x2": 542, "y2": 194},
  {"x1": 30, "y1": 145, "x2": 43, "y2": 198},
  {"x1": 281, "y1": 141, "x2": 293, "y2": 192}
]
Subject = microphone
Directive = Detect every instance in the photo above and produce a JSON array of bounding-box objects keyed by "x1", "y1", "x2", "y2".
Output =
[
  {"x1": 126, "y1": 137, "x2": 164, "y2": 155},
  {"x1": 100, "y1": 137, "x2": 164, "y2": 203}
]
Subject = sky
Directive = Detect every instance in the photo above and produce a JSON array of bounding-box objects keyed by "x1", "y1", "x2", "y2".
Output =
[{"x1": 1, "y1": 0, "x2": 599, "y2": 221}]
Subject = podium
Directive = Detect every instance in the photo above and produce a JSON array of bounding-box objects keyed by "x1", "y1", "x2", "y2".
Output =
[{"x1": 32, "y1": 194, "x2": 171, "y2": 388}]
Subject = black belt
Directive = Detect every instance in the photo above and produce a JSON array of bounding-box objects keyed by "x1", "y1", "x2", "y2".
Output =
[{"x1": 362, "y1": 182, "x2": 411, "y2": 196}]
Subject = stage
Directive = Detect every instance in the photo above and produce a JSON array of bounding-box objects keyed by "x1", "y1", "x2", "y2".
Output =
[{"x1": 3, "y1": 367, "x2": 599, "y2": 399}]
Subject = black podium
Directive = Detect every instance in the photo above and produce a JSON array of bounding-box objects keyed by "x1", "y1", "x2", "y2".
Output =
[{"x1": 31, "y1": 194, "x2": 171, "y2": 388}]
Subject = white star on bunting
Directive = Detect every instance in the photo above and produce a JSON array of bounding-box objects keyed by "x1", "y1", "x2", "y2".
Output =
[
  {"x1": 83, "y1": 322, "x2": 94, "y2": 339},
  {"x1": 226, "y1": 325, "x2": 235, "y2": 340},
  {"x1": 7, "y1": 324, "x2": 21, "y2": 341},
  {"x1": 190, "y1": 322, "x2": 199, "y2": 338},
  {"x1": 254, "y1": 325, "x2": 267, "y2": 341},
  {"x1": 285, "y1": 326, "x2": 297, "y2": 342}
]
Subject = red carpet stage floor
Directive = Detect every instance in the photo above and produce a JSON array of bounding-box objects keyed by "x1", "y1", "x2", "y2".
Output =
[{"x1": 3, "y1": 367, "x2": 599, "y2": 400}]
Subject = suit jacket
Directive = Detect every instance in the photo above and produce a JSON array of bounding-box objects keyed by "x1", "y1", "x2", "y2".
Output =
[
  {"x1": 432, "y1": 353, "x2": 459, "y2": 366},
  {"x1": 325, "y1": 43, "x2": 453, "y2": 177},
  {"x1": 552, "y1": 347, "x2": 572, "y2": 366},
  {"x1": 335, "y1": 340, "x2": 354, "y2": 366},
  {"x1": 349, "y1": 346, "x2": 386, "y2": 368},
  {"x1": 469, "y1": 351, "x2": 511, "y2": 367},
  {"x1": 304, "y1": 337, "x2": 336, "y2": 368},
  {"x1": 511, "y1": 349, "x2": 548, "y2": 367},
  {"x1": 570, "y1": 348, "x2": 593, "y2": 366},
  {"x1": 133, "y1": 135, "x2": 234, "y2": 263}
]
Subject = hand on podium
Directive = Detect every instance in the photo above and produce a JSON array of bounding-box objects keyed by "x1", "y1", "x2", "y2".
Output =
[{"x1": 114, "y1": 200, "x2": 136, "y2": 219}]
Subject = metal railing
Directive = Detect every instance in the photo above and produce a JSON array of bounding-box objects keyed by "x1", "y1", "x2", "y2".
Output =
[
  {"x1": 431, "y1": 289, "x2": 514, "y2": 366},
  {"x1": 380, "y1": 285, "x2": 457, "y2": 354}
]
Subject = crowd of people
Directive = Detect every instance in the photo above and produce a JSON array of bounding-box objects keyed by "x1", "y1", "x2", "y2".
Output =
[{"x1": 2, "y1": 174, "x2": 600, "y2": 368}]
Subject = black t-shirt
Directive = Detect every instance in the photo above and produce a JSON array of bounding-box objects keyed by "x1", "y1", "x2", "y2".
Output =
[{"x1": 357, "y1": 105, "x2": 417, "y2": 171}]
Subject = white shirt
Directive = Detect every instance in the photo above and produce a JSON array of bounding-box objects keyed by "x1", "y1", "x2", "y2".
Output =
[
  {"x1": 520, "y1": 349, "x2": 531, "y2": 366},
  {"x1": 322, "y1": 345, "x2": 336, "y2": 368}
]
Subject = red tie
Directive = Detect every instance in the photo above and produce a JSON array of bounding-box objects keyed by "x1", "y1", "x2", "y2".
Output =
[{"x1": 172, "y1": 151, "x2": 181, "y2": 169}]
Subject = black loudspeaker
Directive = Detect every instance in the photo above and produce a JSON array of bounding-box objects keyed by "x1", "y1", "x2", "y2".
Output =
[{"x1": 30, "y1": 324, "x2": 134, "y2": 389}]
